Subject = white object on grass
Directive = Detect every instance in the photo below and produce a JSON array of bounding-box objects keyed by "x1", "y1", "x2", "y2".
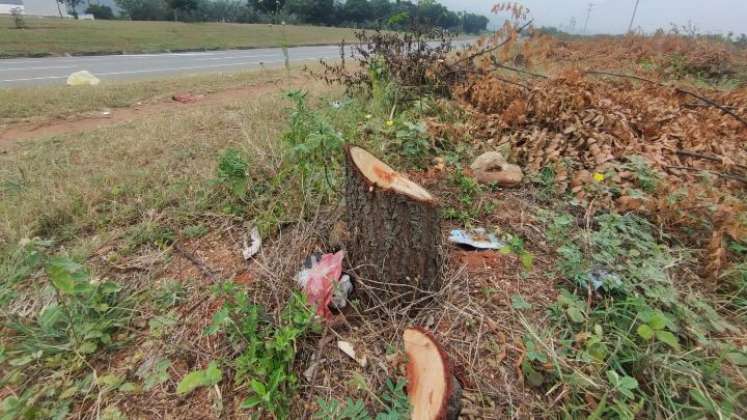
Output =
[{"x1": 67, "y1": 71, "x2": 100, "y2": 86}]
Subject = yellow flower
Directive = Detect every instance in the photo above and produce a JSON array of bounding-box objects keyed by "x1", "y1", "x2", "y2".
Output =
[
  {"x1": 386, "y1": 120, "x2": 394, "y2": 127},
  {"x1": 592, "y1": 172, "x2": 605, "y2": 182},
  {"x1": 365, "y1": 114, "x2": 372, "y2": 119}
]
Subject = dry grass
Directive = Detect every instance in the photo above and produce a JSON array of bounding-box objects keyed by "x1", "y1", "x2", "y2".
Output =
[
  {"x1": 0, "y1": 74, "x2": 317, "y2": 248},
  {"x1": 0, "y1": 16, "x2": 356, "y2": 58},
  {"x1": 0, "y1": 64, "x2": 313, "y2": 123}
]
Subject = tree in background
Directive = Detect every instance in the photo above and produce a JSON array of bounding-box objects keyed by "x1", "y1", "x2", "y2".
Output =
[
  {"x1": 285, "y1": 0, "x2": 333, "y2": 25},
  {"x1": 85, "y1": 4, "x2": 115, "y2": 19},
  {"x1": 111, "y1": 0, "x2": 489, "y2": 33},
  {"x1": 194, "y1": 0, "x2": 244, "y2": 22},
  {"x1": 342, "y1": 0, "x2": 372, "y2": 26},
  {"x1": 249, "y1": 0, "x2": 285, "y2": 21},
  {"x1": 57, "y1": 0, "x2": 84, "y2": 18},
  {"x1": 115, "y1": 0, "x2": 170, "y2": 20},
  {"x1": 462, "y1": 12, "x2": 489, "y2": 34},
  {"x1": 166, "y1": 0, "x2": 198, "y2": 20}
]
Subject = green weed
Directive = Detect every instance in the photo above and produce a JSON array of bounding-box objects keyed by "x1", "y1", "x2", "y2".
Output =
[
  {"x1": 1, "y1": 254, "x2": 132, "y2": 419},
  {"x1": 531, "y1": 208, "x2": 746, "y2": 418},
  {"x1": 204, "y1": 281, "x2": 317, "y2": 417},
  {"x1": 314, "y1": 378, "x2": 410, "y2": 420}
]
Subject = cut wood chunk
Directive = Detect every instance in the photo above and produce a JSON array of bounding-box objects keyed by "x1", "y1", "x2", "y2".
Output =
[
  {"x1": 348, "y1": 146, "x2": 435, "y2": 202},
  {"x1": 403, "y1": 327, "x2": 461, "y2": 420},
  {"x1": 344, "y1": 145, "x2": 444, "y2": 312}
]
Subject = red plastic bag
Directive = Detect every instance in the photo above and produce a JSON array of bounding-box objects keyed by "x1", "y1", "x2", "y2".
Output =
[{"x1": 297, "y1": 251, "x2": 344, "y2": 320}]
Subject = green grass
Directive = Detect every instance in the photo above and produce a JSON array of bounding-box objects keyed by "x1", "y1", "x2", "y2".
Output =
[{"x1": 0, "y1": 16, "x2": 356, "y2": 57}]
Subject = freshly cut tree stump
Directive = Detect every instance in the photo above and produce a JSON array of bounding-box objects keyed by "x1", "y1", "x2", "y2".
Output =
[
  {"x1": 343, "y1": 144, "x2": 444, "y2": 311},
  {"x1": 404, "y1": 327, "x2": 462, "y2": 420}
]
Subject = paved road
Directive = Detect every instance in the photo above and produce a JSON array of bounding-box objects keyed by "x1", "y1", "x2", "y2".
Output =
[
  {"x1": 0, "y1": 40, "x2": 473, "y2": 88},
  {"x1": 0, "y1": 45, "x2": 343, "y2": 87}
]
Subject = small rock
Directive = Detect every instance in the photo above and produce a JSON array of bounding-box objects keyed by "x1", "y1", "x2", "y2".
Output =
[
  {"x1": 470, "y1": 151, "x2": 506, "y2": 173},
  {"x1": 470, "y1": 152, "x2": 523, "y2": 187},
  {"x1": 172, "y1": 93, "x2": 204, "y2": 104}
]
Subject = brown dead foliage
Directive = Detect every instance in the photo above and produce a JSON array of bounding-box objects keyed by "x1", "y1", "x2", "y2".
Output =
[{"x1": 447, "y1": 31, "x2": 747, "y2": 281}]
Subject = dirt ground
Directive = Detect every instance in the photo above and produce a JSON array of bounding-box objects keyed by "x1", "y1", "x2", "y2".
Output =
[{"x1": 0, "y1": 78, "x2": 298, "y2": 145}]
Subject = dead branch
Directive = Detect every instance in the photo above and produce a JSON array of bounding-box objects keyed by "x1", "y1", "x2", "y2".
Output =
[
  {"x1": 586, "y1": 70, "x2": 747, "y2": 128},
  {"x1": 173, "y1": 243, "x2": 219, "y2": 283},
  {"x1": 674, "y1": 149, "x2": 747, "y2": 171},
  {"x1": 665, "y1": 165, "x2": 747, "y2": 184},
  {"x1": 453, "y1": 20, "x2": 535, "y2": 66},
  {"x1": 489, "y1": 56, "x2": 549, "y2": 79}
]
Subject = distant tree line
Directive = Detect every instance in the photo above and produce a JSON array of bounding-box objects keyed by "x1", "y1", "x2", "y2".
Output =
[
  {"x1": 110, "y1": 0, "x2": 489, "y2": 33},
  {"x1": 537, "y1": 25, "x2": 747, "y2": 49}
]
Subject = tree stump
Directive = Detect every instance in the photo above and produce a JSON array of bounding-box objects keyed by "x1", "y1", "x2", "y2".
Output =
[{"x1": 343, "y1": 144, "x2": 444, "y2": 312}]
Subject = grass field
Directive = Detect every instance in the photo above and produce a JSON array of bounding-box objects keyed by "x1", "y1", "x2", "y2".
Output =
[
  {"x1": 1, "y1": 30, "x2": 746, "y2": 419},
  {"x1": 0, "y1": 64, "x2": 311, "y2": 123},
  {"x1": 0, "y1": 16, "x2": 356, "y2": 57}
]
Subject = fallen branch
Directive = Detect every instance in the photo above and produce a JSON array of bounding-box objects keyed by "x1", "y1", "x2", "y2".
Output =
[
  {"x1": 489, "y1": 56, "x2": 549, "y2": 79},
  {"x1": 174, "y1": 243, "x2": 219, "y2": 283},
  {"x1": 174, "y1": 243, "x2": 220, "y2": 320},
  {"x1": 674, "y1": 149, "x2": 747, "y2": 171},
  {"x1": 586, "y1": 70, "x2": 747, "y2": 128},
  {"x1": 453, "y1": 20, "x2": 534, "y2": 66},
  {"x1": 666, "y1": 165, "x2": 747, "y2": 184}
]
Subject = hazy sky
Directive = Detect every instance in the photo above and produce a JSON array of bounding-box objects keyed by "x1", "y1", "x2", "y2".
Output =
[{"x1": 437, "y1": 0, "x2": 747, "y2": 35}]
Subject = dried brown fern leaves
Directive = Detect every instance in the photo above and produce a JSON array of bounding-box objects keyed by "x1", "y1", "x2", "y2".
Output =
[{"x1": 451, "y1": 60, "x2": 747, "y2": 281}]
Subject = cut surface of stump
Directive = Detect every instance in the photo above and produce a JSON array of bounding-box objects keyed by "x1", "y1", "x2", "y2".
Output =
[
  {"x1": 344, "y1": 144, "x2": 444, "y2": 312},
  {"x1": 404, "y1": 327, "x2": 462, "y2": 420}
]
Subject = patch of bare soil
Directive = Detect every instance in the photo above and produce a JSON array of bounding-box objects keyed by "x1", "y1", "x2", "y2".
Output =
[{"x1": 0, "y1": 77, "x2": 304, "y2": 145}]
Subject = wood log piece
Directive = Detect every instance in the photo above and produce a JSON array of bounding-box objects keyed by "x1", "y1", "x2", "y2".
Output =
[
  {"x1": 343, "y1": 144, "x2": 444, "y2": 311},
  {"x1": 404, "y1": 327, "x2": 462, "y2": 420}
]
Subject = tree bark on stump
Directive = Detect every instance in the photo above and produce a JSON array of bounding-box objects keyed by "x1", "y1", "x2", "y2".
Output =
[{"x1": 343, "y1": 144, "x2": 444, "y2": 312}]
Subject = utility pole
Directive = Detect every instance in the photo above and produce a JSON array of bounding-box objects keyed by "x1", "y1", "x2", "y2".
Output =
[
  {"x1": 627, "y1": 0, "x2": 640, "y2": 32},
  {"x1": 583, "y1": 3, "x2": 595, "y2": 34}
]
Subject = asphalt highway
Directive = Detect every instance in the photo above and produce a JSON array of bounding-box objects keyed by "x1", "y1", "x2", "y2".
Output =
[
  {"x1": 0, "y1": 44, "x2": 343, "y2": 87},
  {"x1": 1, "y1": 39, "x2": 473, "y2": 87}
]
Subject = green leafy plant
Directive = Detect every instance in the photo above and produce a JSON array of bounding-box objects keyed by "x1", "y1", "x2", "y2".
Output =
[
  {"x1": 531, "y1": 207, "x2": 744, "y2": 418},
  {"x1": 621, "y1": 156, "x2": 661, "y2": 193},
  {"x1": 443, "y1": 167, "x2": 494, "y2": 223},
  {"x1": 1, "y1": 255, "x2": 131, "y2": 418},
  {"x1": 391, "y1": 120, "x2": 431, "y2": 167},
  {"x1": 215, "y1": 148, "x2": 249, "y2": 199},
  {"x1": 204, "y1": 282, "x2": 317, "y2": 417},
  {"x1": 138, "y1": 357, "x2": 172, "y2": 391},
  {"x1": 500, "y1": 234, "x2": 535, "y2": 271},
  {"x1": 636, "y1": 309, "x2": 680, "y2": 351},
  {"x1": 283, "y1": 90, "x2": 344, "y2": 192},
  {"x1": 176, "y1": 361, "x2": 222, "y2": 396},
  {"x1": 314, "y1": 378, "x2": 410, "y2": 420}
]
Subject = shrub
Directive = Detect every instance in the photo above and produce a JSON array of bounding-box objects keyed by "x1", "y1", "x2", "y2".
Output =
[
  {"x1": 10, "y1": 7, "x2": 25, "y2": 29},
  {"x1": 85, "y1": 4, "x2": 115, "y2": 19}
]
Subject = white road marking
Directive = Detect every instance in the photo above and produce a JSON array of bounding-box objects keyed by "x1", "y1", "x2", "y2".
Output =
[
  {"x1": 1, "y1": 75, "x2": 67, "y2": 82},
  {"x1": 195, "y1": 54, "x2": 280, "y2": 61},
  {"x1": 1, "y1": 59, "x2": 287, "y2": 83},
  {"x1": 0, "y1": 65, "x2": 76, "y2": 72}
]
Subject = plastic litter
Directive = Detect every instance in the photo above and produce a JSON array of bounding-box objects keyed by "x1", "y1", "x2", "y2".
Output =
[
  {"x1": 66, "y1": 70, "x2": 100, "y2": 86},
  {"x1": 332, "y1": 274, "x2": 353, "y2": 309},
  {"x1": 586, "y1": 269, "x2": 622, "y2": 291},
  {"x1": 448, "y1": 228, "x2": 505, "y2": 250},
  {"x1": 242, "y1": 226, "x2": 261, "y2": 261},
  {"x1": 337, "y1": 340, "x2": 367, "y2": 367},
  {"x1": 296, "y1": 251, "x2": 347, "y2": 320}
]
